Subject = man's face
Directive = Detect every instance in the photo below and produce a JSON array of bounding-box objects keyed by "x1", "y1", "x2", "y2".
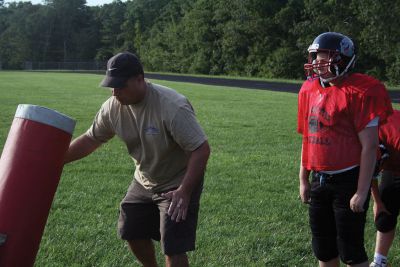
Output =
[
  {"x1": 112, "y1": 75, "x2": 145, "y2": 105},
  {"x1": 315, "y1": 52, "x2": 335, "y2": 79}
]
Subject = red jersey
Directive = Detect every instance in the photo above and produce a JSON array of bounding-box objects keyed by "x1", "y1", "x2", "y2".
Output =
[
  {"x1": 298, "y1": 73, "x2": 393, "y2": 171},
  {"x1": 379, "y1": 110, "x2": 400, "y2": 172}
]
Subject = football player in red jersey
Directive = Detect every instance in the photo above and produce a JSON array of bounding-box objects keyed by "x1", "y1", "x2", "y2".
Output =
[
  {"x1": 298, "y1": 32, "x2": 393, "y2": 267},
  {"x1": 370, "y1": 110, "x2": 400, "y2": 267}
]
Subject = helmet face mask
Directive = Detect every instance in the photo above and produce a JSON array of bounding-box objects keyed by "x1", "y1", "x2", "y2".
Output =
[
  {"x1": 304, "y1": 32, "x2": 356, "y2": 83},
  {"x1": 305, "y1": 50, "x2": 346, "y2": 79}
]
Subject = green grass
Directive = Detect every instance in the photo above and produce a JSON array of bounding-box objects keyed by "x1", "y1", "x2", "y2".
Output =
[{"x1": 0, "y1": 71, "x2": 399, "y2": 266}]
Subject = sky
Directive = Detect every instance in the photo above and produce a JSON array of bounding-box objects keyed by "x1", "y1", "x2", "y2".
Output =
[{"x1": 4, "y1": 0, "x2": 125, "y2": 6}]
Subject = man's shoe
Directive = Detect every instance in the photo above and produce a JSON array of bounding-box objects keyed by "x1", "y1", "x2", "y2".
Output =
[{"x1": 370, "y1": 262, "x2": 390, "y2": 267}]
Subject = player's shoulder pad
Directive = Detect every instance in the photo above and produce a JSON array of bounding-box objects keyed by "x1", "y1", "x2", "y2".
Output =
[
  {"x1": 299, "y1": 77, "x2": 318, "y2": 94},
  {"x1": 342, "y1": 73, "x2": 386, "y2": 97}
]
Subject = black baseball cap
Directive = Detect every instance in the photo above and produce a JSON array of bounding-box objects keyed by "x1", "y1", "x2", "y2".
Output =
[{"x1": 100, "y1": 52, "x2": 144, "y2": 88}]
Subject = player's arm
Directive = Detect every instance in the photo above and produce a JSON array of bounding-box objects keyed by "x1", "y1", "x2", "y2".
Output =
[
  {"x1": 163, "y1": 140, "x2": 210, "y2": 222},
  {"x1": 162, "y1": 103, "x2": 210, "y2": 221},
  {"x1": 179, "y1": 140, "x2": 210, "y2": 195},
  {"x1": 350, "y1": 125, "x2": 379, "y2": 212},
  {"x1": 64, "y1": 134, "x2": 102, "y2": 164},
  {"x1": 299, "y1": 144, "x2": 311, "y2": 204}
]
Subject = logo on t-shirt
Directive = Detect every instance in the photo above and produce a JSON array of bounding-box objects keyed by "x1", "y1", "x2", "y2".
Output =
[
  {"x1": 309, "y1": 115, "x2": 325, "y2": 133},
  {"x1": 307, "y1": 106, "x2": 331, "y2": 145},
  {"x1": 144, "y1": 126, "x2": 160, "y2": 135},
  {"x1": 309, "y1": 106, "x2": 331, "y2": 134}
]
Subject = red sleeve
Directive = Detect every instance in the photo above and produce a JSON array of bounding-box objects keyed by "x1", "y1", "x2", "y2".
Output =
[
  {"x1": 379, "y1": 110, "x2": 400, "y2": 171},
  {"x1": 297, "y1": 92, "x2": 304, "y2": 134},
  {"x1": 350, "y1": 83, "x2": 393, "y2": 132},
  {"x1": 297, "y1": 83, "x2": 309, "y2": 134}
]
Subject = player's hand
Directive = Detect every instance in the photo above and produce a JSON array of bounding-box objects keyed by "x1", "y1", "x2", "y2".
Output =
[
  {"x1": 162, "y1": 187, "x2": 190, "y2": 222},
  {"x1": 299, "y1": 180, "x2": 311, "y2": 204},
  {"x1": 350, "y1": 192, "x2": 367, "y2": 213}
]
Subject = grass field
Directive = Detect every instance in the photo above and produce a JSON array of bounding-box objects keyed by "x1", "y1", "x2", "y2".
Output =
[{"x1": 0, "y1": 71, "x2": 399, "y2": 266}]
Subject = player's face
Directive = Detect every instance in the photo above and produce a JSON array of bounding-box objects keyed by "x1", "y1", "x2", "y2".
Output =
[
  {"x1": 112, "y1": 75, "x2": 146, "y2": 105},
  {"x1": 315, "y1": 52, "x2": 334, "y2": 79}
]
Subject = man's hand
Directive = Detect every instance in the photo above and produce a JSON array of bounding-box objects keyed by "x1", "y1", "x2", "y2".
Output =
[
  {"x1": 162, "y1": 141, "x2": 209, "y2": 222},
  {"x1": 162, "y1": 187, "x2": 191, "y2": 222},
  {"x1": 300, "y1": 180, "x2": 311, "y2": 204},
  {"x1": 350, "y1": 192, "x2": 367, "y2": 212}
]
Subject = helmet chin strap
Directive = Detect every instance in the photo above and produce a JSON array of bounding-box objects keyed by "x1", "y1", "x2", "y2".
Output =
[{"x1": 320, "y1": 54, "x2": 356, "y2": 83}]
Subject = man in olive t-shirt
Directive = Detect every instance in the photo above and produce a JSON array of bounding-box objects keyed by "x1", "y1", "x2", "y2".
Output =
[{"x1": 64, "y1": 52, "x2": 210, "y2": 267}]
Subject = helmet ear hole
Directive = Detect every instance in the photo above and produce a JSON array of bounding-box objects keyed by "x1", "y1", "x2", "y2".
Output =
[
  {"x1": 329, "y1": 64, "x2": 337, "y2": 75},
  {"x1": 311, "y1": 52, "x2": 317, "y2": 60},
  {"x1": 311, "y1": 59, "x2": 319, "y2": 74}
]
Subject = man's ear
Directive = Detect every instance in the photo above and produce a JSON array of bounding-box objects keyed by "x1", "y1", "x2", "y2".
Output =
[
  {"x1": 135, "y1": 74, "x2": 145, "y2": 82},
  {"x1": 127, "y1": 74, "x2": 143, "y2": 85}
]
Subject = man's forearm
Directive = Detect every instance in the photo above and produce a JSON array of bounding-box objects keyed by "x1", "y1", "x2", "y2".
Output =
[
  {"x1": 180, "y1": 141, "x2": 210, "y2": 195},
  {"x1": 299, "y1": 145, "x2": 310, "y2": 183},
  {"x1": 357, "y1": 145, "x2": 377, "y2": 195},
  {"x1": 299, "y1": 164, "x2": 310, "y2": 183},
  {"x1": 357, "y1": 126, "x2": 379, "y2": 196},
  {"x1": 64, "y1": 134, "x2": 102, "y2": 164}
]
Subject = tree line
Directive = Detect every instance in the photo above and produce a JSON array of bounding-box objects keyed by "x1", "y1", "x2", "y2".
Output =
[{"x1": 0, "y1": 0, "x2": 399, "y2": 84}]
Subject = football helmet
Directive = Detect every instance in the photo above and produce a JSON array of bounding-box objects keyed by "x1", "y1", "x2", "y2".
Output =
[{"x1": 304, "y1": 32, "x2": 356, "y2": 82}]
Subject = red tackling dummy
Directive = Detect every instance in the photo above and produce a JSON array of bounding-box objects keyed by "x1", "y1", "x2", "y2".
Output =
[{"x1": 0, "y1": 105, "x2": 75, "y2": 266}]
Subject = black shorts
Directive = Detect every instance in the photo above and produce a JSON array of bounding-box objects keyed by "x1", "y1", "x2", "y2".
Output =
[
  {"x1": 309, "y1": 167, "x2": 369, "y2": 264},
  {"x1": 118, "y1": 180, "x2": 203, "y2": 255},
  {"x1": 377, "y1": 171, "x2": 400, "y2": 229}
]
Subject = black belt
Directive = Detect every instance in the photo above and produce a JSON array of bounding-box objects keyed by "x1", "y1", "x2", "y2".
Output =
[{"x1": 312, "y1": 166, "x2": 360, "y2": 186}]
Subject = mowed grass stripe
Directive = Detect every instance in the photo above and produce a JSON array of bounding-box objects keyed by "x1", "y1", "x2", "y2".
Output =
[{"x1": 0, "y1": 72, "x2": 399, "y2": 266}]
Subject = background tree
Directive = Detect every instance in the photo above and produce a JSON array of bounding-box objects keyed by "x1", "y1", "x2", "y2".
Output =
[
  {"x1": 0, "y1": 0, "x2": 399, "y2": 85},
  {"x1": 95, "y1": 0, "x2": 127, "y2": 61},
  {"x1": 0, "y1": 2, "x2": 35, "y2": 68},
  {"x1": 43, "y1": 0, "x2": 91, "y2": 61},
  {"x1": 352, "y1": 0, "x2": 400, "y2": 83}
]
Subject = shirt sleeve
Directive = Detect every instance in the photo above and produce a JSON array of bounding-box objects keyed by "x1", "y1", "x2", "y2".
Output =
[
  {"x1": 170, "y1": 104, "x2": 207, "y2": 151},
  {"x1": 297, "y1": 87, "x2": 308, "y2": 134},
  {"x1": 85, "y1": 101, "x2": 115, "y2": 143},
  {"x1": 350, "y1": 84, "x2": 393, "y2": 132}
]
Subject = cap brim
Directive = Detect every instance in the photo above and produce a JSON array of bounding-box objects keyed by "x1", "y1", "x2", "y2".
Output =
[{"x1": 100, "y1": 76, "x2": 127, "y2": 88}]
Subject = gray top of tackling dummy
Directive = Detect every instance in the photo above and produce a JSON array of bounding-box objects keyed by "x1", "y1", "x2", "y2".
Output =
[{"x1": 15, "y1": 104, "x2": 76, "y2": 135}]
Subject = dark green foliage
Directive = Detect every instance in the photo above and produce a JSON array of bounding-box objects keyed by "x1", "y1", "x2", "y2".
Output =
[
  {"x1": 94, "y1": 0, "x2": 127, "y2": 61},
  {"x1": 0, "y1": 0, "x2": 399, "y2": 84}
]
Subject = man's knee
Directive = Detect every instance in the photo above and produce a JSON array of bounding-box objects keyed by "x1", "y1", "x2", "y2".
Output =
[
  {"x1": 337, "y1": 241, "x2": 368, "y2": 265},
  {"x1": 127, "y1": 239, "x2": 158, "y2": 267},
  {"x1": 313, "y1": 250, "x2": 338, "y2": 262},
  {"x1": 312, "y1": 238, "x2": 338, "y2": 262},
  {"x1": 165, "y1": 253, "x2": 188, "y2": 267},
  {"x1": 375, "y1": 211, "x2": 397, "y2": 233}
]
